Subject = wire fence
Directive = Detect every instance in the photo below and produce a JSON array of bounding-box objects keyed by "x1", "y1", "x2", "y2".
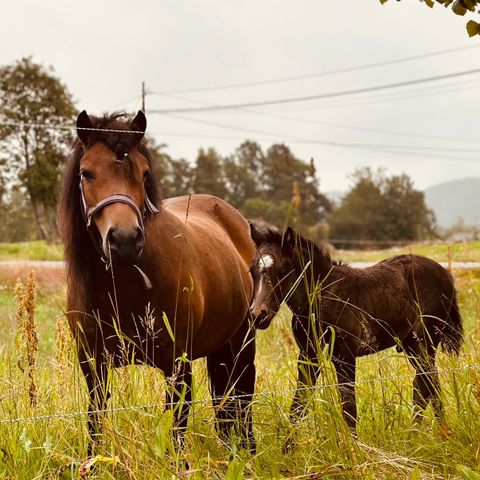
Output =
[{"x1": 0, "y1": 362, "x2": 478, "y2": 426}]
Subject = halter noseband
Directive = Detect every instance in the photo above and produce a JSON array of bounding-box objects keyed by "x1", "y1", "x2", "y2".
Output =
[{"x1": 79, "y1": 180, "x2": 159, "y2": 289}]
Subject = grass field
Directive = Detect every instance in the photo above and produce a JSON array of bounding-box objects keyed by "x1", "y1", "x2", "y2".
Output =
[
  {"x1": 0, "y1": 249, "x2": 479, "y2": 478},
  {"x1": 2, "y1": 239, "x2": 480, "y2": 265}
]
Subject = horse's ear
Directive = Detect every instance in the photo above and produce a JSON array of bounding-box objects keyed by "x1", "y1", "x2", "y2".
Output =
[
  {"x1": 283, "y1": 226, "x2": 296, "y2": 249},
  {"x1": 250, "y1": 222, "x2": 263, "y2": 246},
  {"x1": 76, "y1": 110, "x2": 94, "y2": 144},
  {"x1": 131, "y1": 111, "x2": 147, "y2": 142}
]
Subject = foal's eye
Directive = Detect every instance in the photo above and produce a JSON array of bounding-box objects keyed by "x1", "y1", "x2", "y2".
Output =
[
  {"x1": 143, "y1": 170, "x2": 150, "y2": 183},
  {"x1": 80, "y1": 170, "x2": 94, "y2": 182}
]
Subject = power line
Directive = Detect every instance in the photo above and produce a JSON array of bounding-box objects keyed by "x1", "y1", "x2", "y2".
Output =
[
  {"x1": 271, "y1": 77, "x2": 480, "y2": 113},
  {"x1": 152, "y1": 89, "x2": 480, "y2": 145},
  {"x1": 148, "y1": 67, "x2": 480, "y2": 114},
  {"x1": 163, "y1": 113, "x2": 479, "y2": 162},
  {"x1": 149, "y1": 44, "x2": 480, "y2": 95}
]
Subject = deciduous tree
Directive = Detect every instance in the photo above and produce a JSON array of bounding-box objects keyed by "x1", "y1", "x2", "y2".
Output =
[{"x1": 0, "y1": 57, "x2": 76, "y2": 241}]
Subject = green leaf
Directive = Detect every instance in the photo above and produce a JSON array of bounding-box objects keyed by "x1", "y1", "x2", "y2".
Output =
[
  {"x1": 424, "y1": 0, "x2": 435, "y2": 8},
  {"x1": 456, "y1": 465, "x2": 480, "y2": 480},
  {"x1": 378, "y1": 0, "x2": 389, "y2": 4},
  {"x1": 162, "y1": 311, "x2": 175, "y2": 342}
]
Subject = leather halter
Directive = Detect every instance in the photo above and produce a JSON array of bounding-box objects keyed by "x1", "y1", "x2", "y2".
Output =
[{"x1": 79, "y1": 180, "x2": 159, "y2": 289}]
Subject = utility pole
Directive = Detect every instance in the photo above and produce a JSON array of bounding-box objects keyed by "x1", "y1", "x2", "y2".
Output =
[{"x1": 141, "y1": 81, "x2": 146, "y2": 112}]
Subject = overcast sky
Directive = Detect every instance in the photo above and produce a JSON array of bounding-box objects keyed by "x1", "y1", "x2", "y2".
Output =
[{"x1": 2, "y1": 0, "x2": 479, "y2": 193}]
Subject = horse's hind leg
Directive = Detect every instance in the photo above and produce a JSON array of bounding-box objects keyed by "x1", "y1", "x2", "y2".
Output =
[
  {"x1": 207, "y1": 343, "x2": 237, "y2": 442},
  {"x1": 207, "y1": 319, "x2": 257, "y2": 453},
  {"x1": 166, "y1": 358, "x2": 192, "y2": 450},
  {"x1": 229, "y1": 317, "x2": 256, "y2": 453},
  {"x1": 404, "y1": 333, "x2": 443, "y2": 421}
]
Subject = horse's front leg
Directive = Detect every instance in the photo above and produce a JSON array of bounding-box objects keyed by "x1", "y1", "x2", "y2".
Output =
[
  {"x1": 78, "y1": 349, "x2": 111, "y2": 457},
  {"x1": 332, "y1": 356, "x2": 357, "y2": 430},
  {"x1": 166, "y1": 358, "x2": 192, "y2": 450}
]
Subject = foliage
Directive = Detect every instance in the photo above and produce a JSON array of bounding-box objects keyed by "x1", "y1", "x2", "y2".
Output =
[
  {"x1": 0, "y1": 190, "x2": 39, "y2": 242},
  {"x1": 147, "y1": 139, "x2": 331, "y2": 233},
  {"x1": 0, "y1": 57, "x2": 76, "y2": 241},
  {"x1": 379, "y1": 0, "x2": 480, "y2": 36},
  {"x1": 329, "y1": 167, "x2": 436, "y2": 244}
]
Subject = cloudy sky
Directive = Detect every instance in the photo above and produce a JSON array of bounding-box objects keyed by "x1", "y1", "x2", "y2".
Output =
[{"x1": 2, "y1": 0, "x2": 479, "y2": 193}]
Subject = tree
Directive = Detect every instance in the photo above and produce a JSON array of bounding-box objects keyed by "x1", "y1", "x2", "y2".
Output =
[
  {"x1": 379, "y1": 0, "x2": 480, "y2": 36},
  {"x1": 192, "y1": 148, "x2": 228, "y2": 199},
  {"x1": 147, "y1": 137, "x2": 193, "y2": 198},
  {"x1": 0, "y1": 57, "x2": 76, "y2": 241},
  {"x1": 329, "y1": 168, "x2": 436, "y2": 245},
  {"x1": 262, "y1": 144, "x2": 332, "y2": 227}
]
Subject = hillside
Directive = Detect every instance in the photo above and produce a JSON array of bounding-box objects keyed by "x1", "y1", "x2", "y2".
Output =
[{"x1": 424, "y1": 177, "x2": 480, "y2": 228}]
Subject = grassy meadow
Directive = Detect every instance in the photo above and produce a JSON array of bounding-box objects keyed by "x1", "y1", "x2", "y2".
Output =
[{"x1": 0, "y1": 242, "x2": 479, "y2": 478}]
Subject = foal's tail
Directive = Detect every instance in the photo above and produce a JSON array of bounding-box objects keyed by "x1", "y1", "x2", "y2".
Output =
[{"x1": 440, "y1": 287, "x2": 464, "y2": 356}]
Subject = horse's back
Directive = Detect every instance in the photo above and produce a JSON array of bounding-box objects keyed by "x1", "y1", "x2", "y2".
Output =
[{"x1": 163, "y1": 194, "x2": 255, "y2": 265}]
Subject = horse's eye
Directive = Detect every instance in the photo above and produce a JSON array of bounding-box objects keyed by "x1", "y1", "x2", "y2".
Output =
[
  {"x1": 143, "y1": 170, "x2": 150, "y2": 183},
  {"x1": 80, "y1": 170, "x2": 94, "y2": 182}
]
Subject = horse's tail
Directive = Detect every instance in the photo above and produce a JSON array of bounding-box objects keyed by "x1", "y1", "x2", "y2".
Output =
[{"x1": 440, "y1": 285, "x2": 464, "y2": 356}]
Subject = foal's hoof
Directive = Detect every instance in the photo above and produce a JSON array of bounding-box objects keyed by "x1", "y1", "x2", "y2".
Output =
[{"x1": 282, "y1": 436, "x2": 296, "y2": 454}]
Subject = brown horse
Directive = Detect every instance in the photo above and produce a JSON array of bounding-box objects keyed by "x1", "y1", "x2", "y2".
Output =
[
  {"x1": 59, "y1": 111, "x2": 257, "y2": 454},
  {"x1": 249, "y1": 223, "x2": 463, "y2": 430}
]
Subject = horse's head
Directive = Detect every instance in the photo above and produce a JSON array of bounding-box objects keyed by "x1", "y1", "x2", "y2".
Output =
[
  {"x1": 75, "y1": 110, "x2": 158, "y2": 267},
  {"x1": 249, "y1": 223, "x2": 297, "y2": 329}
]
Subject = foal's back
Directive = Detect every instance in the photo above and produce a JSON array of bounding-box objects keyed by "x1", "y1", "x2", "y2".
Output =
[{"x1": 322, "y1": 254, "x2": 456, "y2": 356}]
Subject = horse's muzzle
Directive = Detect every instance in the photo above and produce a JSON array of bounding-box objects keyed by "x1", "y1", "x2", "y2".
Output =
[{"x1": 106, "y1": 226, "x2": 144, "y2": 266}]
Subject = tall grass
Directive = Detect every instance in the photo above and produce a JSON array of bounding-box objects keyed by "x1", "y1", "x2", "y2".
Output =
[{"x1": 0, "y1": 268, "x2": 479, "y2": 478}]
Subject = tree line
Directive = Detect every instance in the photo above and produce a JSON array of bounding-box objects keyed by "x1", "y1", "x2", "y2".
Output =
[{"x1": 0, "y1": 58, "x2": 436, "y2": 246}]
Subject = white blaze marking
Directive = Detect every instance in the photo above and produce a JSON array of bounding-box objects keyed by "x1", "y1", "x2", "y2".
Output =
[{"x1": 259, "y1": 254, "x2": 274, "y2": 272}]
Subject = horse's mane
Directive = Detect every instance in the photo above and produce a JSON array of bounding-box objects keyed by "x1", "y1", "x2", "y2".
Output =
[{"x1": 58, "y1": 112, "x2": 161, "y2": 308}]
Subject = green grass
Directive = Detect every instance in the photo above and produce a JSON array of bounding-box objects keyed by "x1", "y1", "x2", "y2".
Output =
[
  {"x1": 0, "y1": 268, "x2": 479, "y2": 478},
  {"x1": 0, "y1": 241, "x2": 64, "y2": 262},
  {"x1": 337, "y1": 240, "x2": 480, "y2": 264},
  {"x1": 1, "y1": 239, "x2": 480, "y2": 266}
]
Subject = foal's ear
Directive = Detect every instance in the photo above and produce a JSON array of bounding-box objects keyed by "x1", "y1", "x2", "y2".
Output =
[
  {"x1": 131, "y1": 111, "x2": 147, "y2": 142},
  {"x1": 76, "y1": 110, "x2": 94, "y2": 145},
  {"x1": 283, "y1": 226, "x2": 296, "y2": 249},
  {"x1": 249, "y1": 222, "x2": 263, "y2": 246}
]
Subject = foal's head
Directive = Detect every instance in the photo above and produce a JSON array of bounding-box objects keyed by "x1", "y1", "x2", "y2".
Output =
[
  {"x1": 74, "y1": 110, "x2": 158, "y2": 266},
  {"x1": 249, "y1": 223, "x2": 332, "y2": 329}
]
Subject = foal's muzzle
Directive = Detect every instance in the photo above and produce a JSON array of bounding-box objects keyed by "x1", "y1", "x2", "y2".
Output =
[{"x1": 250, "y1": 307, "x2": 274, "y2": 330}]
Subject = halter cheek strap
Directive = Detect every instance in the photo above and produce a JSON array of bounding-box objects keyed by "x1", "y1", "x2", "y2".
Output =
[{"x1": 79, "y1": 181, "x2": 159, "y2": 289}]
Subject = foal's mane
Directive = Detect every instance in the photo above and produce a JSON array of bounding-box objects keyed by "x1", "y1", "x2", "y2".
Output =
[{"x1": 58, "y1": 112, "x2": 160, "y2": 307}]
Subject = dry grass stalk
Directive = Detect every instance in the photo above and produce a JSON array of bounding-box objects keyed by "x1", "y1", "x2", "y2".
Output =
[
  {"x1": 15, "y1": 271, "x2": 38, "y2": 407},
  {"x1": 55, "y1": 316, "x2": 73, "y2": 370}
]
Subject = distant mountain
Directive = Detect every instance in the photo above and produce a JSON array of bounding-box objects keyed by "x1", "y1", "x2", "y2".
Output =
[{"x1": 425, "y1": 177, "x2": 480, "y2": 229}]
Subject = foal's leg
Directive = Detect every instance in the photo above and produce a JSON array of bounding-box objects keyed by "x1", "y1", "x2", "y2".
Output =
[
  {"x1": 332, "y1": 356, "x2": 357, "y2": 430},
  {"x1": 404, "y1": 335, "x2": 443, "y2": 420},
  {"x1": 165, "y1": 359, "x2": 192, "y2": 450},
  {"x1": 289, "y1": 351, "x2": 320, "y2": 424}
]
